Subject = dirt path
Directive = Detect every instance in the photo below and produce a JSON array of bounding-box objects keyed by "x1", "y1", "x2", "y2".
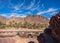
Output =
[
  {"x1": 0, "y1": 35, "x2": 39, "y2": 43},
  {"x1": 14, "y1": 35, "x2": 39, "y2": 43}
]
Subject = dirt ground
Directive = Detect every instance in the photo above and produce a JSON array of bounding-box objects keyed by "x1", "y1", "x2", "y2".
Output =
[
  {"x1": 0, "y1": 35, "x2": 39, "y2": 43},
  {"x1": 14, "y1": 35, "x2": 39, "y2": 43}
]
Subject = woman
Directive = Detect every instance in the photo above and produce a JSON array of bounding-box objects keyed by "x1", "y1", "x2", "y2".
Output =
[
  {"x1": 49, "y1": 12, "x2": 60, "y2": 43},
  {"x1": 37, "y1": 12, "x2": 60, "y2": 43},
  {"x1": 37, "y1": 28, "x2": 58, "y2": 43}
]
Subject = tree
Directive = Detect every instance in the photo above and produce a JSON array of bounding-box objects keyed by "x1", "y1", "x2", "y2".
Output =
[
  {"x1": 40, "y1": 24, "x2": 48, "y2": 28},
  {"x1": 0, "y1": 22, "x2": 6, "y2": 29},
  {"x1": 32, "y1": 23, "x2": 40, "y2": 29}
]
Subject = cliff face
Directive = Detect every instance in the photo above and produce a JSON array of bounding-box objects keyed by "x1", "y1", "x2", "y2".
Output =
[
  {"x1": 0, "y1": 16, "x2": 7, "y2": 24},
  {"x1": 0, "y1": 15, "x2": 49, "y2": 25},
  {"x1": 24, "y1": 15, "x2": 49, "y2": 24}
]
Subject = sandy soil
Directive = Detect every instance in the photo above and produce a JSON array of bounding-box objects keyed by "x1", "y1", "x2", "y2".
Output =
[
  {"x1": 0, "y1": 35, "x2": 38, "y2": 43},
  {"x1": 14, "y1": 35, "x2": 39, "y2": 43}
]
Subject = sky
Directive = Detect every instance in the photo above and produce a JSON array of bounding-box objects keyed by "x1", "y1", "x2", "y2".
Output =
[{"x1": 0, "y1": 0, "x2": 60, "y2": 19}]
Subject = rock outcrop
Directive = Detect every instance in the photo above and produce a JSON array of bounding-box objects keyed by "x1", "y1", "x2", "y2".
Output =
[{"x1": 0, "y1": 15, "x2": 49, "y2": 25}]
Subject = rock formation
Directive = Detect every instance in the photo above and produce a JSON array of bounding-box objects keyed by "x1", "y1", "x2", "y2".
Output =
[{"x1": 0, "y1": 15, "x2": 49, "y2": 25}]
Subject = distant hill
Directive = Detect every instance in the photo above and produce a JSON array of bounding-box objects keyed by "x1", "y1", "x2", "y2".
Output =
[
  {"x1": 0, "y1": 16, "x2": 8, "y2": 24},
  {"x1": 0, "y1": 15, "x2": 50, "y2": 29},
  {"x1": 0, "y1": 15, "x2": 49, "y2": 25},
  {"x1": 24, "y1": 15, "x2": 49, "y2": 24}
]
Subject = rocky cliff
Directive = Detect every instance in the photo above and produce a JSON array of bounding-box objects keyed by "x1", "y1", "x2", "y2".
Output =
[{"x1": 0, "y1": 15, "x2": 49, "y2": 25}]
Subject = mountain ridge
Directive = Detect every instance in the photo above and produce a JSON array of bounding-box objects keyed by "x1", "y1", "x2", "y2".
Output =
[{"x1": 0, "y1": 15, "x2": 49, "y2": 25}]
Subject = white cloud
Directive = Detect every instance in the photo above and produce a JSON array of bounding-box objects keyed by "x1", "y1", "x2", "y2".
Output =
[
  {"x1": 13, "y1": 6, "x2": 19, "y2": 11},
  {"x1": 19, "y1": 3, "x2": 24, "y2": 8},
  {"x1": 0, "y1": 13, "x2": 27, "y2": 18},
  {"x1": 0, "y1": 14, "x2": 9, "y2": 18},
  {"x1": 31, "y1": 5, "x2": 40, "y2": 11},
  {"x1": 36, "y1": 4, "x2": 45, "y2": 12},
  {"x1": 48, "y1": 18, "x2": 50, "y2": 20},
  {"x1": 50, "y1": 12, "x2": 58, "y2": 15},
  {"x1": 13, "y1": 3, "x2": 24, "y2": 11},
  {"x1": 26, "y1": 11, "x2": 32, "y2": 14},
  {"x1": 26, "y1": 2, "x2": 34, "y2": 10},
  {"x1": 26, "y1": 0, "x2": 35, "y2": 10},
  {"x1": 30, "y1": 0, "x2": 40, "y2": 11},
  {"x1": 47, "y1": 8, "x2": 57, "y2": 12},
  {"x1": 37, "y1": 8, "x2": 58, "y2": 15},
  {"x1": 16, "y1": 15, "x2": 27, "y2": 18},
  {"x1": 9, "y1": 13, "x2": 27, "y2": 18},
  {"x1": 24, "y1": 11, "x2": 33, "y2": 16},
  {"x1": 9, "y1": 13, "x2": 16, "y2": 17},
  {"x1": 17, "y1": 0, "x2": 25, "y2": 9},
  {"x1": 42, "y1": 4, "x2": 44, "y2": 8},
  {"x1": 21, "y1": 0, "x2": 35, "y2": 10},
  {"x1": 12, "y1": 0, "x2": 26, "y2": 13},
  {"x1": 7, "y1": 0, "x2": 14, "y2": 7},
  {"x1": 12, "y1": 0, "x2": 25, "y2": 11},
  {"x1": 0, "y1": 14, "x2": 6, "y2": 16}
]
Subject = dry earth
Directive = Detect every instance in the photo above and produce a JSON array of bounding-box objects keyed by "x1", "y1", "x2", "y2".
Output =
[
  {"x1": 0, "y1": 35, "x2": 39, "y2": 43},
  {"x1": 13, "y1": 35, "x2": 39, "y2": 43}
]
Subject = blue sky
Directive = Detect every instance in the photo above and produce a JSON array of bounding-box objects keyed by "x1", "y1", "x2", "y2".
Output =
[{"x1": 0, "y1": 0, "x2": 60, "y2": 19}]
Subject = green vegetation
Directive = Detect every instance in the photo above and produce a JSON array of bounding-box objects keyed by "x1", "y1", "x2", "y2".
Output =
[
  {"x1": 0, "y1": 21, "x2": 48, "y2": 29},
  {"x1": 22, "y1": 21, "x2": 32, "y2": 29},
  {"x1": 0, "y1": 22, "x2": 6, "y2": 29}
]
